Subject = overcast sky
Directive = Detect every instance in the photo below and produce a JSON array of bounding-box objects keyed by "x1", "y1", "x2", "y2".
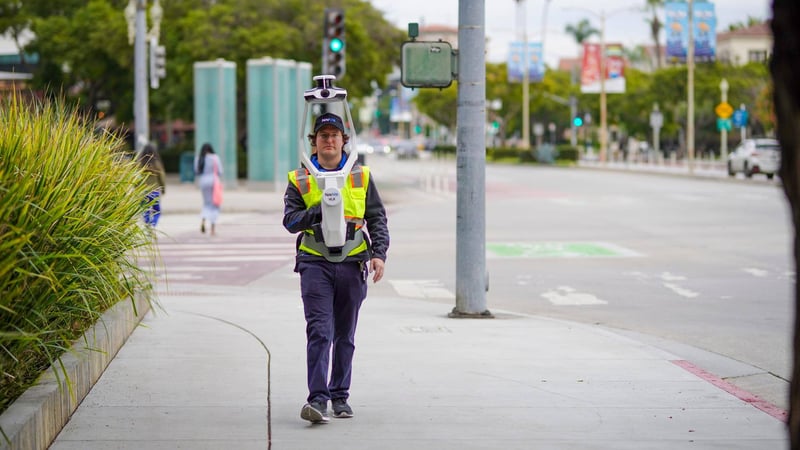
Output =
[{"x1": 369, "y1": 0, "x2": 771, "y2": 66}]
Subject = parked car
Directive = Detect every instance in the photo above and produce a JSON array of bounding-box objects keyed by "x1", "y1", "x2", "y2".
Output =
[
  {"x1": 727, "y1": 138, "x2": 781, "y2": 179},
  {"x1": 392, "y1": 139, "x2": 420, "y2": 159}
]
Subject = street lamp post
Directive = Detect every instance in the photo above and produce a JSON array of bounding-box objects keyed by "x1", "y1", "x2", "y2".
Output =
[
  {"x1": 719, "y1": 78, "x2": 729, "y2": 162},
  {"x1": 686, "y1": 0, "x2": 695, "y2": 174},
  {"x1": 515, "y1": 0, "x2": 530, "y2": 150},
  {"x1": 124, "y1": 0, "x2": 162, "y2": 153},
  {"x1": 650, "y1": 103, "x2": 663, "y2": 163},
  {"x1": 599, "y1": 11, "x2": 607, "y2": 162}
]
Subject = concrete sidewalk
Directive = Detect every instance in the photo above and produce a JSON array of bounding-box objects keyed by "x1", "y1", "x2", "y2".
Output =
[
  {"x1": 41, "y1": 172, "x2": 788, "y2": 449},
  {"x1": 48, "y1": 276, "x2": 789, "y2": 449}
]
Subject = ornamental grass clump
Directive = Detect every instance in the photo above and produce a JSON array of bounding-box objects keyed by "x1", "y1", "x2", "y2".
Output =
[{"x1": 0, "y1": 97, "x2": 156, "y2": 415}]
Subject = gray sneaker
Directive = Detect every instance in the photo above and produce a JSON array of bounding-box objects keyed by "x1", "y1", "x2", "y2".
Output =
[
  {"x1": 300, "y1": 401, "x2": 329, "y2": 423},
  {"x1": 331, "y1": 398, "x2": 354, "y2": 418}
]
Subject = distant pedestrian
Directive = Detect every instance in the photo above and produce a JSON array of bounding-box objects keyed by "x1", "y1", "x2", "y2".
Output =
[
  {"x1": 137, "y1": 143, "x2": 166, "y2": 227},
  {"x1": 195, "y1": 142, "x2": 223, "y2": 236},
  {"x1": 283, "y1": 112, "x2": 390, "y2": 424}
]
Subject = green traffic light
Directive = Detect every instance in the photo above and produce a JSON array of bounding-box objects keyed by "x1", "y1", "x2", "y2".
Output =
[
  {"x1": 573, "y1": 117, "x2": 583, "y2": 127},
  {"x1": 329, "y1": 38, "x2": 344, "y2": 53}
]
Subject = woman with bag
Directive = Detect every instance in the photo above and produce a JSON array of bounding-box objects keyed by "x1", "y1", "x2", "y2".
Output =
[{"x1": 194, "y1": 142, "x2": 223, "y2": 236}]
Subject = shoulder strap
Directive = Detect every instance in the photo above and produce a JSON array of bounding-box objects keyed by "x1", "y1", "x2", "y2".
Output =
[{"x1": 294, "y1": 168, "x2": 311, "y2": 194}]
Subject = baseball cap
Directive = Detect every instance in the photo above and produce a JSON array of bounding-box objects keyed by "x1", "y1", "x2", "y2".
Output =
[{"x1": 313, "y1": 112, "x2": 345, "y2": 133}]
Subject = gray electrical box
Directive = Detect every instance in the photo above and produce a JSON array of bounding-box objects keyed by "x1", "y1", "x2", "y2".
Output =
[{"x1": 401, "y1": 40, "x2": 455, "y2": 88}]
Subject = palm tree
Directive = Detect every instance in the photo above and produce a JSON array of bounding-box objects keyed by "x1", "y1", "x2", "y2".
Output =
[
  {"x1": 644, "y1": 0, "x2": 663, "y2": 70},
  {"x1": 564, "y1": 18, "x2": 599, "y2": 47}
]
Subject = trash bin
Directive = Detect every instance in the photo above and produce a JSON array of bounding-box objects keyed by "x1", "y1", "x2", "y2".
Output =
[
  {"x1": 536, "y1": 144, "x2": 556, "y2": 164},
  {"x1": 179, "y1": 151, "x2": 195, "y2": 183}
]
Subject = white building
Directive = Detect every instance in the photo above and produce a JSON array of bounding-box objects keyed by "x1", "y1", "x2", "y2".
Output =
[{"x1": 717, "y1": 22, "x2": 771, "y2": 66}]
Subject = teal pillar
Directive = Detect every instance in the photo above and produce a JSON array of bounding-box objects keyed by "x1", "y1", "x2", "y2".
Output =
[
  {"x1": 294, "y1": 62, "x2": 313, "y2": 169},
  {"x1": 246, "y1": 57, "x2": 276, "y2": 182},
  {"x1": 246, "y1": 58, "x2": 312, "y2": 183},
  {"x1": 273, "y1": 59, "x2": 294, "y2": 181},
  {"x1": 194, "y1": 59, "x2": 237, "y2": 187}
]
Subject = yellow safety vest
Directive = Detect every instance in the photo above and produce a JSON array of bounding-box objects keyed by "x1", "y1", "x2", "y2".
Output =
[{"x1": 288, "y1": 165, "x2": 370, "y2": 261}]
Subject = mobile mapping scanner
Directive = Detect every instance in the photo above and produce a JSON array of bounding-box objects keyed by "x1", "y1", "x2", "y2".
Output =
[{"x1": 299, "y1": 75, "x2": 360, "y2": 249}]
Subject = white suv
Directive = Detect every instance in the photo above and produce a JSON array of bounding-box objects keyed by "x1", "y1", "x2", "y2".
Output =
[{"x1": 727, "y1": 138, "x2": 781, "y2": 180}]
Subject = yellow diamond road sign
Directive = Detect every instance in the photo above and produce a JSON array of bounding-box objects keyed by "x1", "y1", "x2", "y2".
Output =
[{"x1": 715, "y1": 102, "x2": 734, "y2": 119}]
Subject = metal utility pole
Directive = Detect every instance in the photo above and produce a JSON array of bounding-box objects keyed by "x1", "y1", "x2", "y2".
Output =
[
  {"x1": 516, "y1": 0, "x2": 530, "y2": 150},
  {"x1": 570, "y1": 64, "x2": 577, "y2": 147},
  {"x1": 599, "y1": 11, "x2": 608, "y2": 162},
  {"x1": 452, "y1": 0, "x2": 491, "y2": 318},
  {"x1": 719, "y1": 78, "x2": 729, "y2": 161},
  {"x1": 687, "y1": 0, "x2": 695, "y2": 174}
]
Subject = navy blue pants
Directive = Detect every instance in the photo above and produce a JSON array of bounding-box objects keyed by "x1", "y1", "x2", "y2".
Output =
[{"x1": 298, "y1": 260, "x2": 367, "y2": 404}]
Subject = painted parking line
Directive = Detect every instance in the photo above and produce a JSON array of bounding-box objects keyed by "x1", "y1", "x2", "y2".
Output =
[
  {"x1": 487, "y1": 241, "x2": 641, "y2": 258},
  {"x1": 541, "y1": 286, "x2": 608, "y2": 306}
]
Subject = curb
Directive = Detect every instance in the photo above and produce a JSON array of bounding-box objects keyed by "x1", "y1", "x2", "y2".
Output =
[{"x1": 0, "y1": 295, "x2": 151, "y2": 450}]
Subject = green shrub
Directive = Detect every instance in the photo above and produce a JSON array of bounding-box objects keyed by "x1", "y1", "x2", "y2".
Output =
[
  {"x1": 432, "y1": 145, "x2": 456, "y2": 157},
  {"x1": 556, "y1": 145, "x2": 580, "y2": 162},
  {"x1": 0, "y1": 96, "x2": 156, "y2": 415},
  {"x1": 487, "y1": 147, "x2": 525, "y2": 162}
]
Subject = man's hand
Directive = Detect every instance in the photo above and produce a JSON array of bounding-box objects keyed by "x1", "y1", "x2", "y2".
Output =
[{"x1": 369, "y1": 258, "x2": 385, "y2": 283}]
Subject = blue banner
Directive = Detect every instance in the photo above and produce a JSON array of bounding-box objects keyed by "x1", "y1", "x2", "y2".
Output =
[
  {"x1": 508, "y1": 41, "x2": 544, "y2": 83},
  {"x1": 665, "y1": 1, "x2": 716, "y2": 62},
  {"x1": 694, "y1": 2, "x2": 717, "y2": 61}
]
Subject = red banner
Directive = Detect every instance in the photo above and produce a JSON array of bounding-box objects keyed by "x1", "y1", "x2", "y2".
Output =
[{"x1": 580, "y1": 43, "x2": 626, "y2": 94}]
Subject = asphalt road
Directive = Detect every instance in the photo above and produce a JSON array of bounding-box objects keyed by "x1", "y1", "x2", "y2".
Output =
[{"x1": 366, "y1": 153, "x2": 793, "y2": 411}]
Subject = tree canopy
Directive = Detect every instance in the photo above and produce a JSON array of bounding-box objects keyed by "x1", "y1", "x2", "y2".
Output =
[{"x1": 4, "y1": 0, "x2": 405, "y2": 134}]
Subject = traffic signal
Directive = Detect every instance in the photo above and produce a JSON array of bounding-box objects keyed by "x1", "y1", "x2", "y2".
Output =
[
  {"x1": 572, "y1": 116, "x2": 583, "y2": 127},
  {"x1": 323, "y1": 8, "x2": 345, "y2": 78},
  {"x1": 149, "y1": 38, "x2": 166, "y2": 89}
]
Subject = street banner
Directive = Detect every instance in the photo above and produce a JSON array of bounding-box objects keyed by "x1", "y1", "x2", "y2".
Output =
[
  {"x1": 389, "y1": 86, "x2": 414, "y2": 123},
  {"x1": 508, "y1": 41, "x2": 544, "y2": 83},
  {"x1": 694, "y1": 2, "x2": 717, "y2": 61},
  {"x1": 665, "y1": 1, "x2": 716, "y2": 62},
  {"x1": 580, "y1": 43, "x2": 626, "y2": 94}
]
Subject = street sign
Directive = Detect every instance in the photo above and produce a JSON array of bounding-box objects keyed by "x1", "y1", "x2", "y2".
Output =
[
  {"x1": 716, "y1": 118, "x2": 732, "y2": 132},
  {"x1": 715, "y1": 102, "x2": 733, "y2": 119},
  {"x1": 650, "y1": 110, "x2": 663, "y2": 129},
  {"x1": 732, "y1": 109, "x2": 749, "y2": 128}
]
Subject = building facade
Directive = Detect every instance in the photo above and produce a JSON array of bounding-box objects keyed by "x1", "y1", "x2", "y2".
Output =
[{"x1": 716, "y1": 22, "x2": 771, "y2": 66}]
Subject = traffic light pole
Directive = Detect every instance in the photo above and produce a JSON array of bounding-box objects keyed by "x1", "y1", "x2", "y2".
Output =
[{"x1": 133, "y1": 0, "x2": 149, "y2": 153}]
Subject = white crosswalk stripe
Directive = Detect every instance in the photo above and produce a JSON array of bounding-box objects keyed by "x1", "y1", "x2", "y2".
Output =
[{"x1": 152, "y1": 213, "x2": 297, "y2": 285}]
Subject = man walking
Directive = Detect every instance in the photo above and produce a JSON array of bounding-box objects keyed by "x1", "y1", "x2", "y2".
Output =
[{"x1": 283, "y1": 112, "x2": 389, "y2": 423}]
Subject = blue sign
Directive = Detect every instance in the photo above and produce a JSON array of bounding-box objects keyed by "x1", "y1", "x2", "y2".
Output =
[
  {"x1": 508, "y1": 41, "x2": 544, "y2": 83},
  {"x1": 665, "y1": 1, "x2": 717, "y2": 62},
  {"x1": 732, "y1": 109, "x2": 749, "y2": 128}
]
